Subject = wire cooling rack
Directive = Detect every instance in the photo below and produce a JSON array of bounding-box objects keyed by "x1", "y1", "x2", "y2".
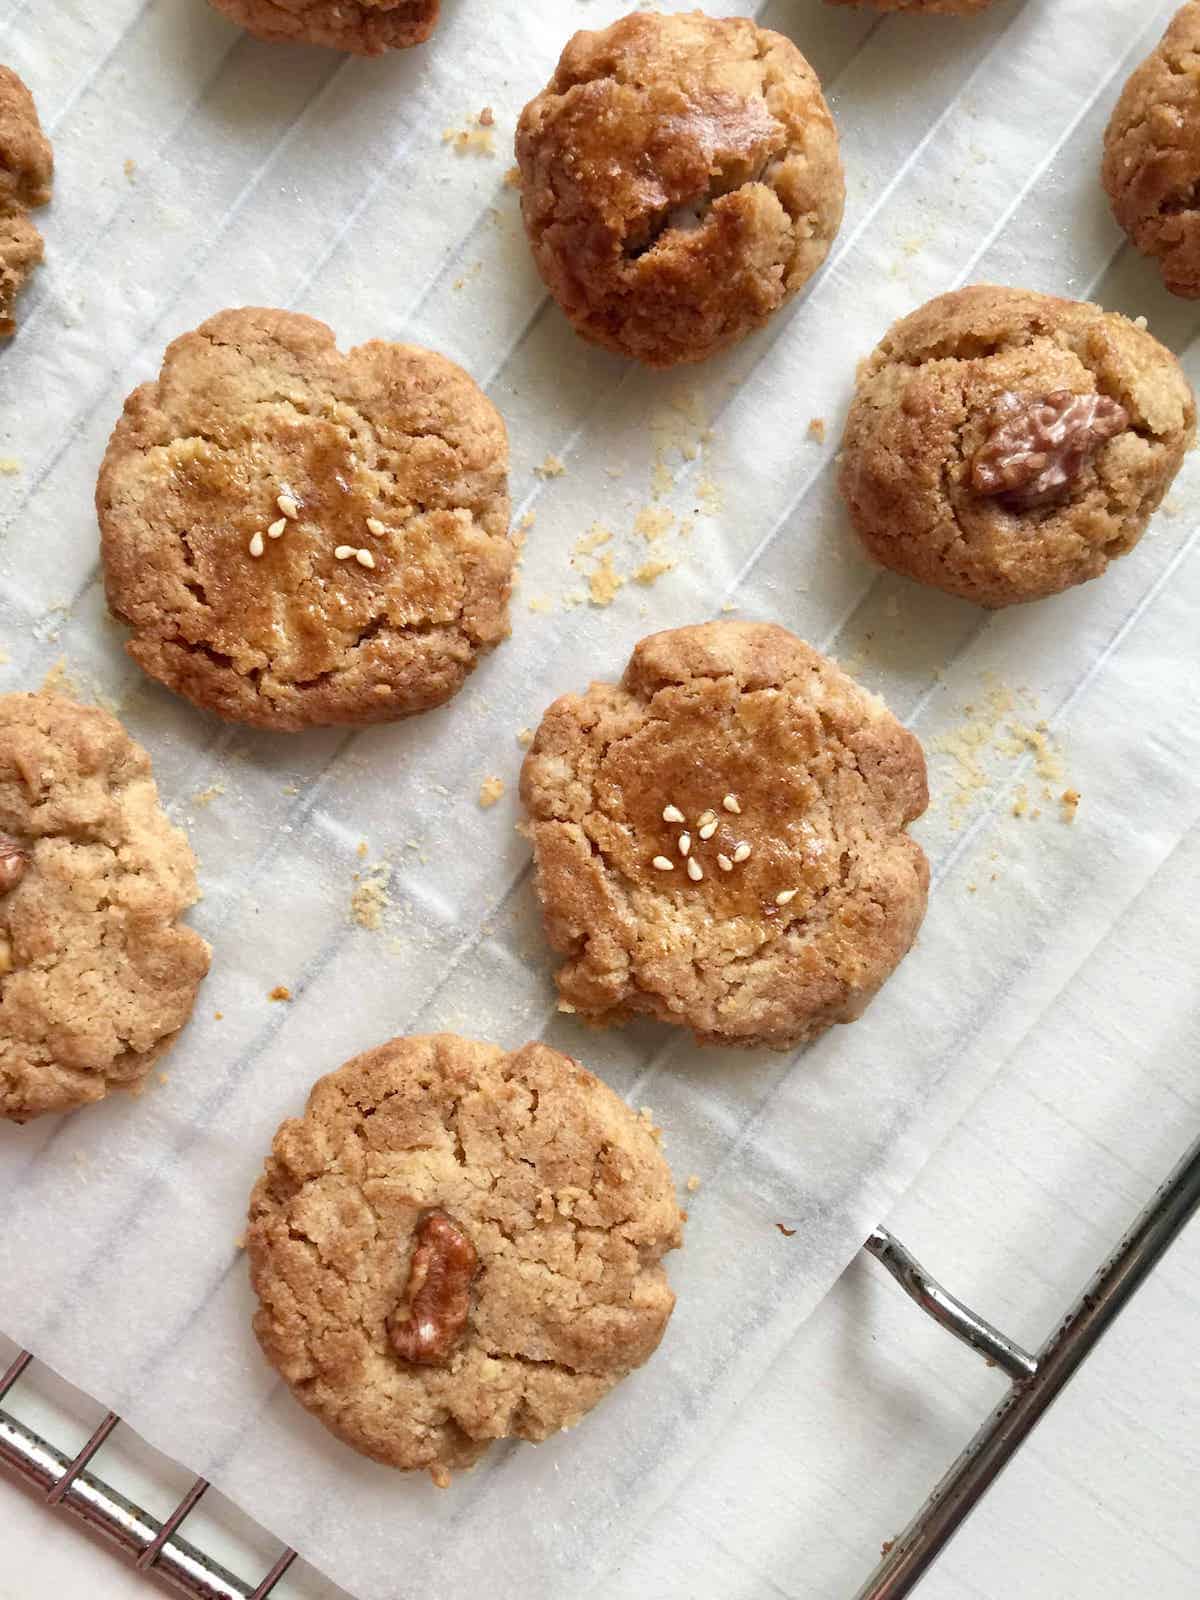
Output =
[{"x1": 2, "y1": 1127, "x2": 1197, "y2": 1600}]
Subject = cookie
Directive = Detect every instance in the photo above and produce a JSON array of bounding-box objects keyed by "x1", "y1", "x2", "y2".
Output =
[
  {"x1": 515, "y1": 11, "x2": 844, "y2": 368},
  {"x1": 0, "y1": 67, "x2": 53, "y2": 338},
  {"x1": 838, "y1": 286, "x2": 1195, "y2": 608},
  {"x1": 246, "y1": 1034, "x2": 682, "y2": 1476},
  {"x1": 0, "y1": 693, "x2": 210, "y2": 1122},
  {"x1": 207, "y1": 0, "x2": 439, "y2": 54},
  {"x1": 824, "y1": 0, "x2": 993, "y2": 12},
  {"x1": 1103, "y1": 3, "x2": 1200, "y2": 298},
  {"x1": 520, "y1": 622, "x2": 929, "y2": 1051},
  {"x1": 98, "y1": 308, "x2": 513, "y2": 731}
]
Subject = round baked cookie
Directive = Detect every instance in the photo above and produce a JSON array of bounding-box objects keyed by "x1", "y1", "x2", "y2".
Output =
[
  {"x1": 207, "y1": 0, "x2": 438, "y2": 54},
  {"x1": 1103, "y1": 3, "x2": 1200, "y2": 298},
  {"x1": 0, "y1": 693, "x2": 210, "y2": 1122},
  {"x1": 246, "y1": 1034, "x2": 683, "y2": 1477},
  {"x1": 98, "y1": 308, "x2": 513, "y2": 731},
  {"x1": 515, "y1": 11, "x2": 844, "y2": 368},
  {"x1": 520, "y1": 622, "x2": 929, "y2": 1052},
  {"x1": 0, "y1": 66, "x2": 53, "y2": 338},
  {"x1": 838, "y1": 286, "x2": 1195, "y2": 608}
]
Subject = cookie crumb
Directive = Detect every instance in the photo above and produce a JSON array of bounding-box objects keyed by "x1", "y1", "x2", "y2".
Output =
[
  {"x1": 234, "y1": 1231, "x2": 246, "y2": 1251},
  {"x1": 534, "y1": 453, "x2": 566, "y2": 479},
  {"x1": 516, "y1": 727, "x2": 534, "y2": 748},
  {"x1": 192, "y1": 783, "x2": 224, "y2": 808},
  {"x1": 157, "y1": 1073, "x2": 169, "y2": 1087},
  {"x1": 123, "y1": 158, "x2": 136, "y2": 181},
  {"x1": 503, "y1": 166, "x2": 522, "y2": 189},
  {"x1": 214, "y1": 1011, "x2": 224, "y2": 1021},
  {"x1": 351, "y1": 863, "x2": 393, "y2": 931},
  {"x1": 574, "y1": 522, "x2": 612, "y2": 556},
  {"x1": 0, "y1": 457, "x2": 20, "y2": 475},
  {"x1": 478, "y1": 106, "x2": 495, "y2": 127},
  {"x1": 1059, "y1": 787, "x2": 1080, "y2": 822},
  {"x1": 686, "y1": 1175, "x2": 701, "y2": 1193},
  {"x1": 634, "y1": 505, "x2": 674, "y2": 542},
  {"x1": 479, "y1": 776, "x2": 505, "y2": 808},
  {"x1": 429, "y1": 1463, "x2": 453, "y2": 1490},
  {"x1": 442, "y1": 114, "x2": 495, "y2": 157},
  {"x1": 269, "y1": 985, "x2": 291, "y2": 1002},
  {"x1": 807, "y1": 417, "x2": 826, "y2": 444},
  {"x1": 527, "y1": 594, "x2": 554, "y2": 614},
  {"x1": 776, "y1": 1222, "x2": 796, "y2": 1237},
  {"x1": 356, "y1": 840, "x2": 369, "y2": 859},
  {"x1": 588, "y1": 553, "x2": 624, "y2": 607},
  {"x1": 635, "y1": 557, "x2": 675, "y2": 586}
]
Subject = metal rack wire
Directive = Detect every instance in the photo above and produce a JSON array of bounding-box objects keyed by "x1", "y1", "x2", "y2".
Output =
[{"x1": 3, "y1": 1127, "x2": 1198, "y2": 1600}]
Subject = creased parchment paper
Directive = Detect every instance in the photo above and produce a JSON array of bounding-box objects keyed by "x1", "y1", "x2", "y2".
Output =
[{"x1": 1, "y1": 2, "x2": 1198, "y2": 1597}]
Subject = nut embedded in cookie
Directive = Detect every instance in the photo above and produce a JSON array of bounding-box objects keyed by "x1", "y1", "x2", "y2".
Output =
[
  {"x1": 838, "y1": 285, "x2": 1196, "y2": 608},
  {"x1": 1102, "y1": 2, "x2": 1200, "y2": 298},
  {"x1": 516, "y1": 11, "x2": 844, "y2": 368},
  {"x1": 206, "y1": 0, "x2": 439, "y2": 55},
  {"x1": 0, "y1": 692, "x2": 211, "y2": 1122},
  {"x1": 97, "y1": 307, "x2": 514, "y2": 731},
  {"x1": 0, "y1": 66, "x2": 53, "y2": 338},
  {"x1": 246, "y1": 1034, "x2": 683, "y2": 1476},
  {"x1": 519, "y1": 621, "x2": 930, "y2": 1051}
]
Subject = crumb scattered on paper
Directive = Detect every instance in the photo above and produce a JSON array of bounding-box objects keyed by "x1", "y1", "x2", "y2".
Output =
[
  {"x1": 1060, "y1": 787, "x2": 1080, "y2": 823},
  {"x1": 503, "y1": 165, "x2": 521, "y2": 189},
  {"x1": 478, "y1": 106, "x2": 494, "y2": 127},
  {"x1": 429, "y1": 1464, "x2": 452, "y2": 1490},
  {"x1": 686, "y1": 1175, "x2": 701, "y2": 1193},
  {"x1": 776, "y1": 1223, "x2": 797, "y2": 1237},
  {"x1": 443, "y1": 113, "x2": 495, "y2": 157},
  {"x1": 635, "y1": 557, "x2": 675, "y2": 585},
  {"x1": 931, "y1": 677, "x2": 1072, "y2": 831},
  {"x1": 528, "y1": 593, "x2": 553, "y2": 614},
  {"x1": 192, "y1": 784, "x2": 224, "y2": 808},
  {"x1": 123, "y1": 158, "x2": 136, "y2": 181},
  {"x1": 517, "y1": 727, "x2": 534, "y2": 747},
  {"x1": 588, "y1": 553, "x2": 625, "y2": 606},
  {"x1": 479, "y1": 775, "x2": 505, "y2": 808},
  {"x1": 350, "y1": 861, "x2": 394, "y2": 931},
  {"x1": 268, "y1": 986, "x2": 291, "y2": 1002},
  {"x1": 534, "y1": 453, "x2": 566, "y2": 479},
  {"x1": 0, "y1": 457, "x2": 20, "y2": 474},
  {"x1": 807, "y1": 418, "x2": 826, "y2": 444}
]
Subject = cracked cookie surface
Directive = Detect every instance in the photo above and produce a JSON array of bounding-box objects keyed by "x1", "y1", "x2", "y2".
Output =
[
  {"x1": 207, "y1": 0, "x2": 438, "y2": 54},
  {"x1": 0, "y1": 693, "x2": 210, "y2": 1122},
  {"x1": 246, "y1": 1033, "x2": 682, "y2": 1475},
  {"x1": 515, "y1": 11, "x2": 844, "y2": 368},
  {"x1": 98, "y1": 308, "x2": 513, "y2": 730},
  {"x1": 1103, "y1": 2, "x2": 1200, "y2": 298},
  {"x1": 0, "y1": 66, "x2": 52, "y2": 338},
  {"x1": 520, "y1": 622, "x2": 928, "y2": 1051},
  {"x1": 838, "y1": 285, "x2": 1195, "y2": 608}
]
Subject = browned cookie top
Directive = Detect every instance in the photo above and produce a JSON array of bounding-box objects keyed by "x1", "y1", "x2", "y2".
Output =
[
  {"x1": 839, "y1": 286, "x2": 1195, "y2": 608},
  {"x1": 207, "y1": 0, "x2": 439, "y2": 54},
  {"x1": 516, "y1": 11, "x2": 844, "y2": 368},
  {"x1": 98, "y1": 308, "x2": 513, "y2": 731},
  {"x1": 520, "y1": 622, "x2": 929, "y2": 1051},
  {"x1": 0, "y1": 693, "x2": 210, "y2": 1122},
  {"x1": 246, "y1": 1034, "x2": 682, "y2": 1475},
  {"x1": 0, "y1": 66, "x2": 52, "y2": 338},
  {"x1": 1103, "y1": 2, "x2": 1200, "y2": 298}
]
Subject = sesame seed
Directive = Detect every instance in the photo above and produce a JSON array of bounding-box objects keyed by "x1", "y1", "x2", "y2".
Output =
[
  {"x1": 662, "y1": 804, "x2": 685, "y2": 823},
  {"x1": 717, "y1": 853, "x2": 733, "y2": 872},
  {"x1": 334, "y1": 545, "x2": 355, "y2": 560},
  {"x1": 687, "y1": 858, "x2": 703, "y2": 882},
  {"x1": 277, "y1": 493, "x2": 300, "y2": 519},
  {"x1": 723, "y1": 794, "x2": 741, "y2": 814},
  {"x1": 355, "y1": 548, "x2": 376, "y2": 569},
  {"x1": 775, "y1": 888, "x2": 798, "y2": 906},
  {"x1": 267, "y1": 518, "x2": 287, "y2": 539},
  {"x1": 248, "y1": 530, "x2": 265, "y2": 558},
  {"x1": 678, "y1": 832, "x2": 691, "y2": 856},
  {"x1": 652, "y1": 856, "x2": 674, "y2": 871},
  {"x1": 732, "y1": 842, "x2": 751, "y2": 863},
  {"x1": 365, "y1": 516, "x2": 387, "y2": 537},
  {"x1": 697, "y1": 810, "x2": 717, "y2": 828},
  {"x1": 698, "y1": 820, "x2": 718, "y2": 840}
]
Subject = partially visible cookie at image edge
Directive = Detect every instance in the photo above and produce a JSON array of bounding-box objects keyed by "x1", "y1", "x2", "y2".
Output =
[
  {"x1": 98, "y1": 307, "x2": 513, "y2": 731},
  {"x1": 520, "y1": 621, "x2": 929, "y2": 1052},
  {"x1": 838, "y1": 285, "x2": 1195, "y2": 608},
  {"x1": 0, "y1": 65, "x2": 53, "y2": 338},
  {"x1": 246, "y1": 1033, "x2": 683, "y2": 1477},
  {"x1": 516, "y1": 10, "x2": 844, "y2": 368},
  {"x1": 824, "y1": 0, "x2": 994, "y2": 12},
  {"x1": 0, "y1": 692, "x2": 210, "y2": 1122},
  {"x1": 207, "y1": 0, "x2": 439, "y2": 54}
]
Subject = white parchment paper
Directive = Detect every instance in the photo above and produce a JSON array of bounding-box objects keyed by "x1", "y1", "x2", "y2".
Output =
[{"x1": 1, "y1": 2, "x2": 1198, "y2": 1597}]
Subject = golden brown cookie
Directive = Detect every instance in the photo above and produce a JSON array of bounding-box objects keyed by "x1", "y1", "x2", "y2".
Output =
[
  {"x1": 0, "y1": 693, "x2": 210, "y2": 1122},
  {"x1": 207, "y1": 0, "x2": 438, "y2": 54},
  {"x1": 0, "y1": 66, "x2": 52, "y2": 338},
  {"x1": 98, "y1": 308, "x2": 513, "y2": 731},
  {"x1": 515, "y1": 11, "x2": 844, "y2": 368},
  {"x1": 1103, "y1": 3, "x2": 1200, "y2": 298},
  {"x1": 838, "y1": 286, "x2": 1195, "y2": 608},
  {"x1": 246, "y1": 1034, "x2": 683, "y2": 1476},
  {"x1": 520, "y1": 622, "x2": 928, "y2": 1051},
  {"x1": 824, "y1": 0, "x2": 993, "y2": 12}
]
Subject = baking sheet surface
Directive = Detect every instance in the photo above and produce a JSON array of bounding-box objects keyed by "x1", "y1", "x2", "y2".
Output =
[{"x1": 1, "y1": 2, "x2": 1198, "y2": 1597}]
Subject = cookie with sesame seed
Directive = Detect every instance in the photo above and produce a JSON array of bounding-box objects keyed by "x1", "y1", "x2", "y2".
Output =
[
  {"x1": 0, "y1": 691, "x2": 210, "y2": 1122},
  {"x1": 97, "y1": 308, "x2": 513, "y2": 731},
  {"x1": 246, "y1": 1033, "x2": 683, "y2": 1477},
  {"x1": 207, "y1": 0, "x2": 438, "y2": 54},
  {"x1": 0, "y1": 66, "x2": 53, "y2": 338},
  {"x1": 520, "y1": 621, "x2": 929, "y2": 1052}
]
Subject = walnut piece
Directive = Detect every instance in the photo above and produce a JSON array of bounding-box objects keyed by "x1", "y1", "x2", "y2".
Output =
[
  {"x1": 0, "y1": 832, "x2": 27, "y2": 895},
  {"x1": 971, "y1": 390, "x2": 1129, "y2": 508},
  {"x1": 387, "y1": 1210, "x2": 478, "y2": 1366}
]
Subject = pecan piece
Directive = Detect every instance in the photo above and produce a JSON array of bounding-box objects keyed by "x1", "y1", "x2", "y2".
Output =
[
  {"x1": 971, "y1": 390, "x2": 1129, "y2": 508},
  {"x1": 387, "y1": 1210, "x2": 478, "y2": 1366},
  {"x1": 0, "y1": 833, "x2": 28, "y2": 896}
]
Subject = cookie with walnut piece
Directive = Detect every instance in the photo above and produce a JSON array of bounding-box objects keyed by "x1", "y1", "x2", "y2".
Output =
[
  {"x1": 206, "y1": 0, "x2": 438, "y2": 54},
  {"x1": 516, "y1": 10, "x2": 844, "y2": 368},
  {"x1": 520, "y1": 621, "x2": 929, "y2": 1051},
  {"x1": 98, "y1": 307, "x2": 513, "y2": 731},
  {"x1": 838, "y1": 286, "x2": 1195, "y2": 608},
  {"x1": 0, "y1": 66, "x2": 53, "y2": 338},
  {"x1": 0, "y1": 692, "x2": 210, "y2": 1122},
  {"x1": 246, "y1": 1034, "x2": 683, "y2": 1477}
]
